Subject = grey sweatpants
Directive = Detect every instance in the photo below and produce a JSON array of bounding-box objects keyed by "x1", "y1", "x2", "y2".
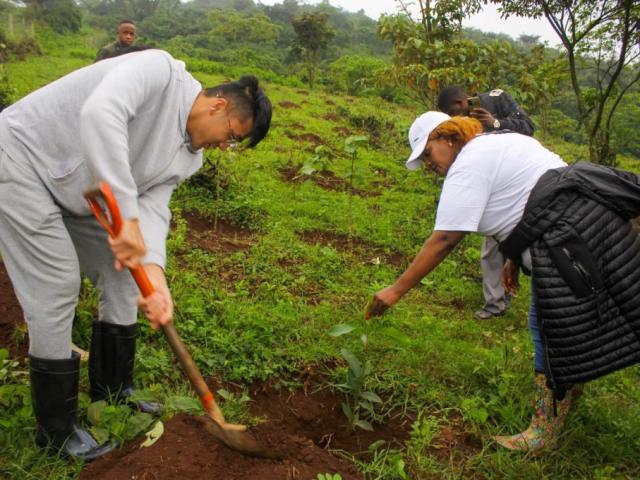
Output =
[
  {"x1": 481, "y1": 236, "x2": 508, "y2": 314},
  {"x1": 0, "y1": 148, "x2": 138, "y2": 359}
]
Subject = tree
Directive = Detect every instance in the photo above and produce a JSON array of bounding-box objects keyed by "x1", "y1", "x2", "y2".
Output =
[
  {"x1": 376, "y1": 0, "x2": 488, "y2": 107},
  {"x1": 291, "y1": 12, "x2": 335, "y2": 89},
  {"x1": 512, "y1": 44, "x2": 569, "y2": 139},
  {"x1": 327, "y1": 54, "x2": 389, "y2": 96},
  {"x1": 80, "y1": 0, "x2": 163, "y2": 26},
  {"x1": 24, "y1": 0, "x2": 82, "y2": 33},
  {"x1": 492, "y1": 0, "x2": 640, "y2": 165},
  {"x1": 517, "y1": 33, "x2": 540, "y2": 46},
  {"x1": 611, "y1": 92, "x2": 640, "y2": 158},
  {"x1": 209, "y1": 10, "x2": 281, "y2": 49},
  {"x1": 376, "y1": 1, "x2": 566, "y2": 115}
]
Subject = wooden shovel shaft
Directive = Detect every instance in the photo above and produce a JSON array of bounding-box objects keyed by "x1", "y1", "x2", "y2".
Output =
[
  {"x1": 84, "y1": 181, "x2": 216, "y2": 416},
  {"x1": 161, "y1": 321, "x2": 215, "y2": 416}
]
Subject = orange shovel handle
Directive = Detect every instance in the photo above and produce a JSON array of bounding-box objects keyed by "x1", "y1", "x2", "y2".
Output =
[{"x1": 83, "y1": 181, "x2": 217, "y2": 416}]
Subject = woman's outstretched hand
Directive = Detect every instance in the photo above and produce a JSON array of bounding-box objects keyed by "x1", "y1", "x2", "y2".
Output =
[{"x1": 367, "y1": 285, "x2": 403, "y2": 318}]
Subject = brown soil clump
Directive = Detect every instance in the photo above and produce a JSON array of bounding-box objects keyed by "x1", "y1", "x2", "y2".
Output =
[{"x1": 0, "y1": 260, "x2": 28, "y2": 362}]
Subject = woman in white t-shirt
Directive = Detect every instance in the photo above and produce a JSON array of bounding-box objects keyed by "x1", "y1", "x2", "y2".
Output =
[{"x1": 366, "y1": 112, "x2": 570, "y2": 453}]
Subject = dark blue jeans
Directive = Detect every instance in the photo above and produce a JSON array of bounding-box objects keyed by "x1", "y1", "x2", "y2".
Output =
[{"x1": 528, "y1": 294, "x2": 545, "y2": 372}]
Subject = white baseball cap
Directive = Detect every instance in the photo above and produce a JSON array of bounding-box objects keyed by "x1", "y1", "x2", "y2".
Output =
[{"x1": 405, "y1": 111, "x2": 451, "y2": 170}]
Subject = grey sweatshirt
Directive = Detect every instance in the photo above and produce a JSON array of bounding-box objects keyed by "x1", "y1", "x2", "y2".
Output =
[{"x1": 0, "y1": 50, "x2": 203, "y2": 268}]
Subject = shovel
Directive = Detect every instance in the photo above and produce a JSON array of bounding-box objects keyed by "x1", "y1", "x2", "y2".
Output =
[{"x1": 83, "y1": 181, "x2": 279, "y2": 459}]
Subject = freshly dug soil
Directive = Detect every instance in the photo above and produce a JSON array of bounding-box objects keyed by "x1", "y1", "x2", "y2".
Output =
[
  {"x1": 1, "y1": 260, "x2": 408, "y2": 479},
  {"x1": 79, "y1": 379, "x2": 416, "y2": 480}
]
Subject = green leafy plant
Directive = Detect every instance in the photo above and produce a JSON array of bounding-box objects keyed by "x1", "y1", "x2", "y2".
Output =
[
  {"x1": 355, "y1": 443, "x2": 407, "y2": 479},
  {"x1": 298, "y1": 145, "x2": 335, "y2": 178},
  {"x1": 217, "y1": 388, "x2": 253, "y2": 424},
  {"x1": 343, "y1": 135, "x2": 369, "y2": 237},
  {"x1": 317, "y1": 474, "x2": 342, "y2": 480},
  {"x1": 328, "y1": 321, "x2": 410, "y2": 431},
  {"x1": 460, "y1": 395, "x2": 491, "y2": 431},
  {"x1": 291, "y1": 12, "x2": 335, "y2": 89},
  {"x1": 408, "y1": 412, "x2": 440, "y2": 452},
  {"x1": 0, "y1": 349, "x2": 30, "y2": 424},
  {"x1": 338, "y1": 347, "x2": 381, "y2": 431},
  {"x1": 85, "y1": 400, "x2": 156, "y2": 445},
  {"x1": 0, "y1": 66, "x2": 17, "y2": 111},
  {"x1": 328, "y1": 321, "x2": 411, "y2": 350}
]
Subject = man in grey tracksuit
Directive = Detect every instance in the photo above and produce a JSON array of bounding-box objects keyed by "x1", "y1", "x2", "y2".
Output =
[
  {"x1": 0, "y1": 50, "x2": 272, "y2": 461},
  {"x1": 438, "y1": 85, "x2": 535, "y2": 320}
]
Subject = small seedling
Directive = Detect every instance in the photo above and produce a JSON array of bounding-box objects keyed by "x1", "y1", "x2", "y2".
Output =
[
  {"x1": 328, "y1": 319, "x2": 409, "y2": 431},
  {"x1": 343, "y1": 135, "x2": 369, "y2": 237},
  {"x1": 317, "y1": 474, "x2": 342, "y2": 480},
  {"x1": 298, "y1": 145, "x2": 335, "y2": 179},
  {"x1": 338, "y1": 347, "x2": 381, "y2": 431}
]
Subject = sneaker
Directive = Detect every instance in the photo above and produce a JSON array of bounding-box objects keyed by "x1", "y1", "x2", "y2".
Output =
[
  {"x1": 474, "y1": 309, "x2": 505, "y2": 320},
  {"x1": 504, "y1": 292, "x2": 515, "y2": 310}
]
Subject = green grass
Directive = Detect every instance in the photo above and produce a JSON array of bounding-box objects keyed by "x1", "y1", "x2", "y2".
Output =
[
  {"x1": 1, "y1": 48, "x2": 640, "y2": 480},
  {"x1": 4, "y1": 56, "x2": 92, "y2": 99}
]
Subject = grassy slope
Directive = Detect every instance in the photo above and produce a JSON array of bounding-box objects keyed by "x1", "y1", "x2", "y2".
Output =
[{"x1": 1, "y1": 56, "x2": 639, "y2": 480}]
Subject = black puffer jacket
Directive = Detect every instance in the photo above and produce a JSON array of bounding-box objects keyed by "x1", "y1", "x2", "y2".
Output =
[{"x1": 500, "y1": 162, "x2": 640, "y2": 396}]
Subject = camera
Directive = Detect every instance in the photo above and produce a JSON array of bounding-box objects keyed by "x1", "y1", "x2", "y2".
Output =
[{"x1": 468, "y1": 97, "x2": 481, "y2": 110}]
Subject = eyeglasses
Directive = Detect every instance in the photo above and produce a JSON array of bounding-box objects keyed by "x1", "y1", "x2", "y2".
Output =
[
  {"x1": 217, "y1": 94, "x2": 238, "y2": 149},
  {"x1": 225, "y1": 112, "x2": 238, "y2": 149}
]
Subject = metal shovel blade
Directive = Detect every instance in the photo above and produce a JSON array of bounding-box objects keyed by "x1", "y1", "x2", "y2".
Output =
[{"x1": 190, "y1": 416, "x2": 281, "y2": 459}]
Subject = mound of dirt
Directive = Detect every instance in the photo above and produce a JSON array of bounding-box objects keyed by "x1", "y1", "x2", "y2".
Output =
[
  {"x1": 80, "y1": 378, "x2": 415, "y2": 479},
  {"x1": 80, "y1": 412, "x2": 362, "y2": 480}
]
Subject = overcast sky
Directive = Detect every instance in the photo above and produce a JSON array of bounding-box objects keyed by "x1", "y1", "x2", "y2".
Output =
[{"x1": 258, "y1": 0, "x2": 561, "y2": 46}]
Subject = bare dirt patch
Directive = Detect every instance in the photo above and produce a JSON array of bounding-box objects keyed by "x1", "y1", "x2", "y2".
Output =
[
  {"x1": 0, "y1": 260, "x2": 28, "y2": 362},
  {"x1": 323, "y1": 114, "x2": 340, "y2": 122},
  {"x1": 278, "y1": 101, "x2": 301, "y2": 109},
  {"x1": 278, "y1": 167, "x2": 381, "y2": 198},
  {"x1": 80, "y1": 369, "x2": 411, "y2": 479},
  {"x1": 285, "y1": 132, "x2": 328, "y2": 147},
  {"x1": 332, "y1": 126, "x2": 353, "y2": 136},
  {"x1": 279, "y1": 166, "x2": 304, "y2": 183},
  {"x1": 181, "y1": 210, "x2": 255, "y2": 254},
  {"x1": 299, "y1": 230, "x2": 410, "y2": 268},
  {"x1": 313, "y1": 170, "x2": 348, "y2": 191}
]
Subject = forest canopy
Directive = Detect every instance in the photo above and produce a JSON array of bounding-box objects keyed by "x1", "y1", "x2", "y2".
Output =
[{"x1": 0, "y1": 0, "x2": 639, "y2": 160}]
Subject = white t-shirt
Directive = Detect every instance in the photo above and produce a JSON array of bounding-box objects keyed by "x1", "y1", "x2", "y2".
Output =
[{"x1": 434, "y1": 133, "x2": 567, "y2": 242}]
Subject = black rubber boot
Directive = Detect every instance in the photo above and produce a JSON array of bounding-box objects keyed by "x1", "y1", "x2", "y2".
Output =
[
  {"x1": 30, "y1": 352, "x2": 117, "y2": 462},
  {"x1": 89, "y1": 321, "x2": 160, "y2": 414}
]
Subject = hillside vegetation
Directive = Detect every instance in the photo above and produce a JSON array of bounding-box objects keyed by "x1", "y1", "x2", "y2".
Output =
[{"x1": 0, "y1": 4, "x2": 639, "y2": 479}]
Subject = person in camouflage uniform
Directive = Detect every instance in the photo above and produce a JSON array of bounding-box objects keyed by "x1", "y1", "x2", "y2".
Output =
[{"x1": 94, "y1": 19, "x2": 137, "y2": 63}]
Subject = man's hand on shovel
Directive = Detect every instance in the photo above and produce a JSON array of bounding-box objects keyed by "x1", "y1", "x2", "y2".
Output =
[
  {"x1": 107, "y1": 220, "x2": 172, "y2": 332},
  {"x1": 108, "y1": 218, "x2": 147, "y2": 271},
  {"x1": 137, "y1": 264, "x2": 173, "y2": 331}
]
